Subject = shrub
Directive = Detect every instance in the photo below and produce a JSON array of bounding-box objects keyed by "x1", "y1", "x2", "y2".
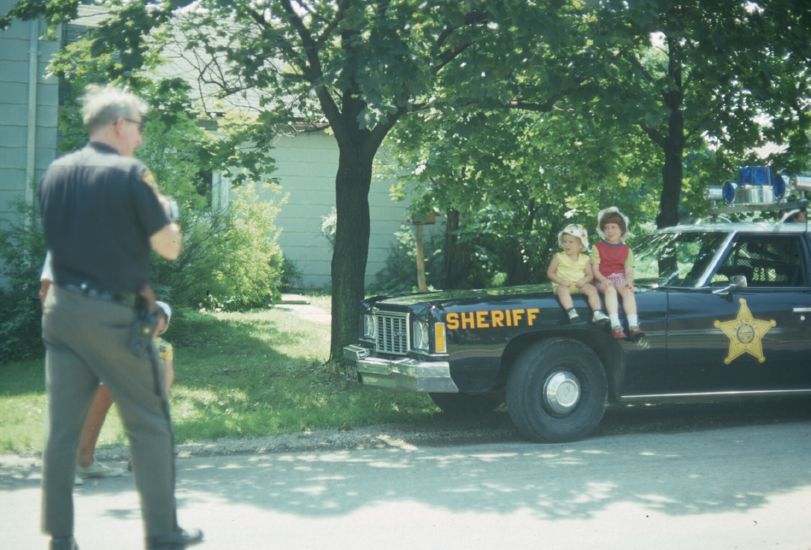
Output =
[
  {"x1": 373, "y1": 225, "x2": 444, "y2": 293},
  {"x1": 280, "y1": 255, "x2": 304, "y2": 292},
  {"x1": 152, "y1": 184, "x2": 285, "y2": 310},
  {"x1": 0, "y1": 184, "x2": 285, "y2": 361},
  {"x1": 0, "y1": 203, "x2": 47, "y2": 362}
]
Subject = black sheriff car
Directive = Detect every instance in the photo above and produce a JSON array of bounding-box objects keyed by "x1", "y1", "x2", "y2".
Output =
[{"x1": 344, "y1": 214, "x2": 811, "y2": 443}]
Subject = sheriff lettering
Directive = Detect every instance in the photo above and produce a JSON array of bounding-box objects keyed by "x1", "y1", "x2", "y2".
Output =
[{"x1": 445, "y1": 308, "x2": 540, "y2": 330}]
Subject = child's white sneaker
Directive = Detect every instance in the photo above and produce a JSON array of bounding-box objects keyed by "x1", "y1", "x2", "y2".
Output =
[
  {"x1": 592, "y1": 311, "x2": 610, "y2": 325},
  {"x1": 77, "y1": 461, "x2": 125, "y2": 479}
]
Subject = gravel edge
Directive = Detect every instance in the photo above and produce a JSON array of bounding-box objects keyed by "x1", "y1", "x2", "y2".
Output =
[{"x1": 1, "y1": 418, "x2": 519, "y2": 465}]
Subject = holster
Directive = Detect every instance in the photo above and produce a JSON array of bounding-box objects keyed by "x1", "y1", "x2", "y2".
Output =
[{"x1": 128, "y1": 284, "x2": 159, "y2": 357}]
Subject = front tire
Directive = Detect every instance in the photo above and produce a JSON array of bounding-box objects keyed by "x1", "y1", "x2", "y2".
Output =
[{"x1": 506, "y1": 338, "x2": 607, "y2": 442}]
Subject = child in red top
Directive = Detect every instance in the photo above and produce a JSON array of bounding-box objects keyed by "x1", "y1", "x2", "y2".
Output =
[{"x1": 591, "y1": 207, "x2": 642, "y2": 339}]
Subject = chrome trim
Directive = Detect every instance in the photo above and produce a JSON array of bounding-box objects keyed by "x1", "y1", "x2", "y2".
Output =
[
  {"x1": 620, "y1": 388, "x2": 811, "y2": 402},
  {"x1": 543, "y1": 371, "x2": 581, "y2": 415},
  {"x1": 343, "y1": 345, "x2": 458, "y2": 393},
  {"x1": 374, "y1": 310, "x2": 410, "y2": 355},
  {"x1": 793, "y1": 307, "x2": 811, "y2": 313},
  {"x1": 343, "y1": 344, "x2": 370, "y2": 362}
]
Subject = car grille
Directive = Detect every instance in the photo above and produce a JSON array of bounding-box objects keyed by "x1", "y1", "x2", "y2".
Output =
[{"x1": 375, "y1": 312, "x2": 409, "y2": 355}]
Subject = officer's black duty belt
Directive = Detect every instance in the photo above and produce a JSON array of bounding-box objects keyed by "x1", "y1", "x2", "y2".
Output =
[{"x1": 59, "y1": 282, "x2": 136, "y2": 307}]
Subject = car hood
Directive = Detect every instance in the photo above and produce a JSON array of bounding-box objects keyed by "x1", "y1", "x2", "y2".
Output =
[{"x1": 370, "y1": 284, "x2": 556, "y2": 310}]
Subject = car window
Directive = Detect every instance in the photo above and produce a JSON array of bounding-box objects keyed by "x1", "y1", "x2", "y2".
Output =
[
  {"x1": 711, "y1": 235, "x2": 807, "y2": 287},
  {"x1": 634, "y1": 231, "x2": 728, "y2": 287}
]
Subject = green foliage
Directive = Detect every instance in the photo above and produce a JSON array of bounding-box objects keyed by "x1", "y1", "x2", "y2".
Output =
[
  {"x1": 321, "y1": 207, "x2": 337, "y2": 249},
  {"x1": 387, "y1": 105, "x2": 661, "y2": 287},
  {"x1": 5, "y1": 0, "x2": 808, "y2": 357},
  {"x1": 153, "y1": 185, "x2": 285, "y2": 310},
  {"x1": 43, "y1": 24, "x2": 285, "y2": 311},
  {"x1": 0, "y1": 202, "x2": 46, "y2": 362},
  {"x1": 280, "y1": 255, "x2": 304, "y2": 292},
  {"x1": 372, "y1": 225, "x2": 444, "y2": 293}
]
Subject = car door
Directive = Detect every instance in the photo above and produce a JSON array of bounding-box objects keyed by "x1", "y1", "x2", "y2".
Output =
[{"x1": 664, "y1": 233, "x2": 811, "y2": 394}]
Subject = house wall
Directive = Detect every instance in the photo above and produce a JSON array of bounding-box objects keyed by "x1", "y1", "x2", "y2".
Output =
[
  {"x1": 261, "y1": 131, "x2": 409, "y2": 289},
  {"x1": 0, "y1": 5, "x2": 60, "y2": 230}
]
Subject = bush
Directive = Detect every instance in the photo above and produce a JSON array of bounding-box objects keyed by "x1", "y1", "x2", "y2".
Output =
[
  {"x1": 0, "y1": 204, "x2": 47, "y2": 362},
  {"x1": 0, "y1": 184, "x2": 285, "y2": 361},
  {"x1": 280, "y1": 255, "x2": 304, "y2": 292},
  {"x1": 373, "y1": 225, "x2": 444, "y2": 293},
  {"x1": 152, "y1": 184, "x2": 285, "y2": 310}
]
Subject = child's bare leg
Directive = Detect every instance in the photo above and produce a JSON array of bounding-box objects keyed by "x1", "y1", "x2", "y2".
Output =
[
  {"x1": 582, "y1": 284, "x2": 601, "y2": 311},
  {"x1": 556, "y1": 285, "x2": 574, "y2": 310},
  {"x1": 619, "y1": 287, "x2": 637, "y2": 315},
  {"x1": 77, "y1": 385, "x2": 114, "y2": 468},
  {"x1": 599, "y1": 282, "x2": 619, "y2": 315},
  {"x1": 620, "y1": 287, "x2": 642, "y2": 333}
]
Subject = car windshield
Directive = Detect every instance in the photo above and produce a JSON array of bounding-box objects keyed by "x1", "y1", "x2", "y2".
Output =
[{"x1": 633, "y1": 231, "x2": 729, "y2": 288}]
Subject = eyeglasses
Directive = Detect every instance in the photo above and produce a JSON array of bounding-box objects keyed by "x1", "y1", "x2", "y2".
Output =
[{"x1": 123, "y1": 118, "x2": 145, "y2": 133}]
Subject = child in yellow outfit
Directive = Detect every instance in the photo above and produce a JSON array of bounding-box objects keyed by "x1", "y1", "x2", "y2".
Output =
[
  {"x1": 546, "y1": 223, "x2": 609, "y2": 324},
  {"x1": 154, "y1": 301, "x2": 175, "y2": 394}
]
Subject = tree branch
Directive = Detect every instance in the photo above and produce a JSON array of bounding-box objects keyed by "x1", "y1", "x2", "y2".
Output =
[
  {"x1": 315, "y1": 0, "x2": 350, "y2": 48},
  {"x1": 639, "y1": 121, "x2": 666, "y2": 148},
  {"x1": 245, "y1": 7, "x2": 302, "y2": 70},
  {"x1": 278, "y1": 0, "x2": 343, "y2": 139}
]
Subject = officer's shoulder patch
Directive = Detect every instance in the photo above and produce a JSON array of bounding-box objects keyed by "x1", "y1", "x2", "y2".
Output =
[{"x1": 141, "y1": 169, "x2": 158, "y2": 188}]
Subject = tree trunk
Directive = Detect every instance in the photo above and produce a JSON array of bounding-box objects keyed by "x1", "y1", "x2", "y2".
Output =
[
  {"x1": 506, "y1": 198, "x2": 536, "y2": 285},
  {"x1": 657, "y1": 130, "x2": 684, "y2": 228},
  {"x1": 330, "y1": 144, "x2": 374, "y2": 361},
  {"x1": 443, "y1": 209, "x2": 464, "y2": 288},
  {"x1": 656, "y1": 35, "x2": 685, "y2": 229}
]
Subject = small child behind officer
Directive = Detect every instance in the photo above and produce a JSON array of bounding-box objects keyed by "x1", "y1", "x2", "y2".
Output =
[
  {"x1": 154, "y1": 301, "x2": 175, "y2": 396},
  {"x1": 547, "y1": 223, "x2": 610, "y2": 325}
]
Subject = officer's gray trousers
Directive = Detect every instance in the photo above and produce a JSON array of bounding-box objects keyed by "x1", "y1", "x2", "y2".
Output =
[{"x1": 41, "y1": 285, "x2": 178, "y2": 539}]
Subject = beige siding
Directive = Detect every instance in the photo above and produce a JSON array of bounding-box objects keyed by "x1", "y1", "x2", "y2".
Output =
[
  {"x1": 0, "y1": 5, "x2": 60, "y2": 229},
  {"x1": 259, "y1": 131, "x2": 409, "y2": 289}
]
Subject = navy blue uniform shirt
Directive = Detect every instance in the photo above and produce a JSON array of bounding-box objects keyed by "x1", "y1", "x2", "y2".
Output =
[{"x1": 39, "y1": 142, "x2": 170, "y2": 293}]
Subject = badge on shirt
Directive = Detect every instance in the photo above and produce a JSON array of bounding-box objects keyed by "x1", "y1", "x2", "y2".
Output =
[{"x1": 142, "y1": 169, "x2": 158, "y2": 188}]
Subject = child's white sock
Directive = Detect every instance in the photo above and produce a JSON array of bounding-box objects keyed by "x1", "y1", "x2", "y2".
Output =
[
  {"x1": 628, "y1": 314, "x2": 639, "y2": 327},
  {"x1": 609, "y1": 314, "x2": 621, "y2": 328}
]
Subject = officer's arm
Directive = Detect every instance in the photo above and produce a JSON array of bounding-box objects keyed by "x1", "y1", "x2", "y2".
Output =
[{"x1": 150, "y1": 222, "x2": 182, "y2": 260}]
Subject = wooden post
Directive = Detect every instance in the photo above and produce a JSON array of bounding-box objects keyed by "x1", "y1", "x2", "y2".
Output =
[
  {"x1": 415, "y1": 223, "x2": 427, "y2": 291},
  {"x1": 410, "y1": 210, "x2": 436, "y2": 292}
]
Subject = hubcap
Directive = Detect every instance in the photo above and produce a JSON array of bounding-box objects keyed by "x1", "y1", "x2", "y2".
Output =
[{"x1": 543, "y1": 371, "x2": 581, "y2": 415}]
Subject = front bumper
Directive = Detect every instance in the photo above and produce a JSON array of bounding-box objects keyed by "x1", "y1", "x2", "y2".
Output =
[{"x1": 343, "y1": 345, "x2": 459, "y2": 393}]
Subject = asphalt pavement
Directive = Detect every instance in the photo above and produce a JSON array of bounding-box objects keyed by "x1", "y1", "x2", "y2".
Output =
[{"x1": 2, "y1": 398, "x2": 810, "y2": 550}]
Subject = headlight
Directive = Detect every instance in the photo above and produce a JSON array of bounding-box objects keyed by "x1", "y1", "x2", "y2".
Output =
[
  {"x1": 412, "y1": 319, "x2": 430, "y2": 352},
  {"x1": 362, "y1": 313, "x2": 376, "y2": 339}
]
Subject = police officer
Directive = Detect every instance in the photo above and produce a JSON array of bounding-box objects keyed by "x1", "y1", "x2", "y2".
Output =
[{"x1": 38, "y1": 85, "x2": 202, "y2": 550}]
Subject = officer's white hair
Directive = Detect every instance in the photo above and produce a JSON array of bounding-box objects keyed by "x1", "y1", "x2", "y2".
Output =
[{"x1": 81, "y1": 85, "x2": 148, "y2": 133}]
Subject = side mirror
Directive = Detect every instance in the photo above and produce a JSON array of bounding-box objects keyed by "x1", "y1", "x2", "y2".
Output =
[
  {"x1": 713, "y1": 274, "x2": 748, "y2": 295},
  {"x1": 730, "y1": 274, "x2": 748, "y2": 288}
]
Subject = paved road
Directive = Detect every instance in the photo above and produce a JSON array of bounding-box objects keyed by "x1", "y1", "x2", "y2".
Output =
[{"x1": 2, "y1": 402, "x2": 810, "y2": 550}]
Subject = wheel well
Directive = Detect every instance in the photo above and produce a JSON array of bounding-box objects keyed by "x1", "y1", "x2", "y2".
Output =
[{"x1": 497, "y1": 331, "x2": 621, "y2": 397}]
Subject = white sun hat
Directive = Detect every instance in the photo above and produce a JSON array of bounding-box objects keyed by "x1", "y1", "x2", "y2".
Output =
[{"x1": 558, "y1": 223, "x2": 590, "y2": 251}]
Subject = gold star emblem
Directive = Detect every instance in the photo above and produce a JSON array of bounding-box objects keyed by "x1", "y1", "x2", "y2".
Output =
[{"x1": 713, "y1": 298, "x2": 776, "y2": 364}]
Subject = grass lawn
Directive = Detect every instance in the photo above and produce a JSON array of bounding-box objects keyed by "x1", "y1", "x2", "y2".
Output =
[{"x1": 0, "y1": 304, "x2": 438, "y2": 455}]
